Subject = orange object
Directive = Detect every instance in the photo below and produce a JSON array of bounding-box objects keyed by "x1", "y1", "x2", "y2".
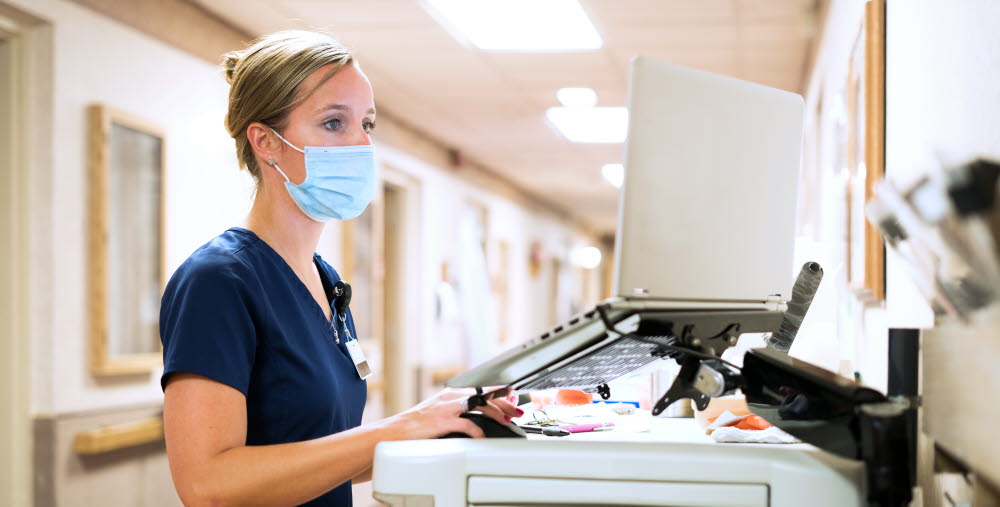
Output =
[
  {"x1": 555, "y1": 389, "x2": 592, "y2": 406},
  {"x1": 693, "y1": 395, "x2": 752, "y2": 427},
  {"x1": 734, "y1": 415, "x2": 773, "y2": 431}
]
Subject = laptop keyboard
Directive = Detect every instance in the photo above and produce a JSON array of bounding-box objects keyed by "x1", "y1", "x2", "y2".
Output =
[{"x1": 517, "y1": 334, "x2": 675, "y2": 391}]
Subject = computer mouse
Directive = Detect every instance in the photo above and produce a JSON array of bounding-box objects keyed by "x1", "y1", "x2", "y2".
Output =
[{"x1": 439, "y1": 412, "x2": 527, "y2": 439}]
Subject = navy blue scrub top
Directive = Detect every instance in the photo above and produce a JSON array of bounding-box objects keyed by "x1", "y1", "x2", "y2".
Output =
[{"x1": 160, "y1": 227, "x2": 367, "y2": 507}]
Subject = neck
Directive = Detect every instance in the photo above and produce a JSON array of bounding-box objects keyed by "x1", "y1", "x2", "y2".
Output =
[{"x1": 245, "y1": 184, "x2": 325, "y2": 272}]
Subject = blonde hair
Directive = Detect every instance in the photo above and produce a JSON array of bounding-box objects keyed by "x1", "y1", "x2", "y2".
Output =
[{"x1": 221, "y1": 30, "x2": 354, "y2": 183}]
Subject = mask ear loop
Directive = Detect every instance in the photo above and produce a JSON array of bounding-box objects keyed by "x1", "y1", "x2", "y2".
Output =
[
  {"x1": 267, "y1": 158, "x2": 291, "y2": 183},
  {"x1": 265, "y1": 126, "x2": 305, "y2": 183},
  {"x1": 269, "y1": 127, "x2": 305, "y2": 153}
]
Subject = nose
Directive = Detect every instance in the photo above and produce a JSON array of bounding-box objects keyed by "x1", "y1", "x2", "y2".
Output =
[{"x1": 352, "y1": 129, "x2": 372, "y2": 147}]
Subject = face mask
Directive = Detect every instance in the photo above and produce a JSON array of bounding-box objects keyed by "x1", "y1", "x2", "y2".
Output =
[{"x1": 267, "y1": 128, "x2": 376, "y2": 222}]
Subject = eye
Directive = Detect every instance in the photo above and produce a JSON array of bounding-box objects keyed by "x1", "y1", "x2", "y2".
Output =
[
  {"x1": 363, "y1": 120, "x2": 376, "y2": 134},
  {"x1": 323, "y1": 118, "x2": 342, "y2": 131}
]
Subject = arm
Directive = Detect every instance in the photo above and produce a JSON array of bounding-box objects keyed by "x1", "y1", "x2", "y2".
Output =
[
  {"x1": 352, "y1": 467, "x2": 373, "y2": 484},
  {"x1": 164, "y1": 373, "x2": 517, "y2": 507}
]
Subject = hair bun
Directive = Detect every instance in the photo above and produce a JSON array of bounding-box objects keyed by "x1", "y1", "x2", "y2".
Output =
[{"x1": 221, "y1": 51, "x2": 243, "y2": 85}]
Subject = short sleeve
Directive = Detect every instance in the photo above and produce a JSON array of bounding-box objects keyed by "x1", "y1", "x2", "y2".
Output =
[{"x1": 159, "y1": 251, "x2": 258, "y2": 395}]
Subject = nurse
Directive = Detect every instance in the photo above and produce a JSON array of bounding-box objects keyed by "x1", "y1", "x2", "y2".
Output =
[{"x1": 160, "y1": 30, "x2": 520, "y2": 507}]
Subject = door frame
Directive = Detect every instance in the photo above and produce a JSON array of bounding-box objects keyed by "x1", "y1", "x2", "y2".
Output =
[
  {"x1": 379, "y1": 166, "x2": 421, "y2": 414},
  {"x1": 0, "y1": 4, "x2": 50, "y2": 505}
]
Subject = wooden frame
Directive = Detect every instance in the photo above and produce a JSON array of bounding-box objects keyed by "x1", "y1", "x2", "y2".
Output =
[
  {"x1": 863, "y1": 0, "x2": 886, "y2": 301},
  {"x1": 846, "y1": 0, "x2": 887, "y2": 301},
  {"x1": 88, "y1": 104, "x2": 166, "y2": 376},
  {"x1": 73, "y1": 417, "x2": 164, "y2": 455}
]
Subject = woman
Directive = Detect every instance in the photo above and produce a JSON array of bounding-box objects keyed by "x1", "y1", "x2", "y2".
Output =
[{"x1": 160, "y1": 30, "x2": 520, "y2": 507}]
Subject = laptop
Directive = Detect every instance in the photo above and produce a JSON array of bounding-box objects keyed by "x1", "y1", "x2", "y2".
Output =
[{"x1": 448, "y1": 56, "x2": 805, "y2": 391}]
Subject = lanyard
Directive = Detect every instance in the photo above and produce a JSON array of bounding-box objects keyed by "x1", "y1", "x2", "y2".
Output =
[
  {"x1": 331, "y1": 281, "x2": 352, "y2": 344},
  {"x1": 331, "y1": 280, "x2": 371, "y2": 380}
]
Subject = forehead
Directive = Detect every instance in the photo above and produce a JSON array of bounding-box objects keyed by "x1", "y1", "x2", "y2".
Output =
[{"x1": 298, "y1": 62, "x2": 374, "y2": 113}]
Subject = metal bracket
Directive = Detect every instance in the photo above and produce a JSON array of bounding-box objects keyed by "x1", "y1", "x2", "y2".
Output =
[
  {"x1": 596, "y1": 383, "x2": 611, "y2": 400},
  {"x1": 652, "y1": 356, "x2": 711, "y2": 415}
]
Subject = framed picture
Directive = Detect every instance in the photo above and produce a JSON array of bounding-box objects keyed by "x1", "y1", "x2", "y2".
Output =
[
  {"x1": 88, "y1": 104, "x2": 165, "y2": 376},
  {"x1": 845, "y1": 0, "x2": 886, "y2": 301}
]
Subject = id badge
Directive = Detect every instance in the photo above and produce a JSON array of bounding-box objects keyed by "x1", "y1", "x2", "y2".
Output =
[{"x1": 345, "y1": 339, "x2": 372, "y2": 380}]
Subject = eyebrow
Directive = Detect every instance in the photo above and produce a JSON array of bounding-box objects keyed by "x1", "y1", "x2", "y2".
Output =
[{"x1": 316, "y1": 104, "x2": 377, "y2": 115}]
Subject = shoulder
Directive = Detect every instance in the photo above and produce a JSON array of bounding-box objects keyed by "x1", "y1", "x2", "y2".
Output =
[
  {"x1": 313, "y1": 253, "x2": 342, "y2": 283},
  {"x1": 166, "y1": 230, "x2": 261, "y2": 296}
]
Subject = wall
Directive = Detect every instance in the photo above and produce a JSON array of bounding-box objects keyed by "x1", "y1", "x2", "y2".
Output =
[
  {"x1": 884, "y1": 0, "x2": 1000, "y2": 502},
  {"x1": 794, "y1": 0, "x2": 890, "y2": 390},
  {"x1": 33, "y1": 406, "x2": 181, "y2": 507},
  {"x1": 5, "y1": 0, "x2": 253, "y2": 417},
  {"x1": 884, "y1": 0, "x2": 1000, "y2": 326},
  {"x1": 799, "y1": 0, "x2": 1000, "y2": 401}
]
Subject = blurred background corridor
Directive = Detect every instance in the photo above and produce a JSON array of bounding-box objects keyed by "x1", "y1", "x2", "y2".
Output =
[{"x1": 1, "y1": 0, "x2": 998, "y2": 505}]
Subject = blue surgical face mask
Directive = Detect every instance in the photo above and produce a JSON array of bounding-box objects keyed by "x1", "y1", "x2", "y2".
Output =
[{"x1": 267, "y1": 128, "x2": 376, "y2": 222}]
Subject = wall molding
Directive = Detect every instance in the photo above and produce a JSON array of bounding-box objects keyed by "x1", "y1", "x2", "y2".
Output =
[{"x1": 67, "y1": 0, "x2": 248, "y2": 64}]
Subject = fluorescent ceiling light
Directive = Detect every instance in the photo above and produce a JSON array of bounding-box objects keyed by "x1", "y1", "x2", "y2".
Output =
[
  {"x1": 423, "y1": 0, "x2": 603, "y2": 51},
  {"x1": 557, "y1": 87, "x2": 598, "y2": 107},
  {"x1": 601, "y1": 163, "x2": 624, "y2": 188},
  {"x1": 546, "y1": 106, "x2": 627, "y2": 143},
  {"x1": 570, "y1": 246, "x2": 602, "y2": 269}
]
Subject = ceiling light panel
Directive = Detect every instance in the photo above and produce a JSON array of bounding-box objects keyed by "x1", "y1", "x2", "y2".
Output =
[
  {"x1": 546, "y1": 106, "x2": 627, "y2": 143},
  {"x1": 556, "y1": 87, "x2": 598, "y2": 107},
  {"x1": 423, "y1": 0, "x2": 603, "y2": 51},
  {"x1": 601, "y1": 163, "x2": 624, "y2": 188}
]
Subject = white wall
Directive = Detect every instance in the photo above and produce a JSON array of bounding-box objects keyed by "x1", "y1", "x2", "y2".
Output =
[
  {"x1": 795, "y1": 0, "x2": 889, "y2": 389},
  {"x1": 10, "y1": 0, "x2": 601, "y2": 417},
  {"x1": 797, "y1": 0, "x2": 1000, "y2": 390},
  {"x1": 884, "y1": 0, "x2": 1000, "y2": 328},
  {"x1": 7, "y1": 0, "x2": 254, "y2": 416}
]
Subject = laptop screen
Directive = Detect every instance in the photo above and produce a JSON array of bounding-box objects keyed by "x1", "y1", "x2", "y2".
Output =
[{"x1": 614, "y1": 57, "x2": 804, "y2": 302}]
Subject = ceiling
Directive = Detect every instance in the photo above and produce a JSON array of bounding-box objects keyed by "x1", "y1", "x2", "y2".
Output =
[{"x1": 190, "y1": 0, "x2": 821, "y2": 234}]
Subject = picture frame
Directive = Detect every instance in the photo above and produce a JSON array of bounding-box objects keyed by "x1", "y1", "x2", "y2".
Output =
[
  {"x1": 88, "y1": 104, "x2": 165, "y2": 376},
  {"x1": 845, "y1": 0, "x2": 886, "y2": 301}
]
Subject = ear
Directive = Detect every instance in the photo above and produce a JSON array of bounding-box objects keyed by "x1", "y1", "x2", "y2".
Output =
[{"x1": 247, "y1": 122, "x2": 283, "y2": 166}]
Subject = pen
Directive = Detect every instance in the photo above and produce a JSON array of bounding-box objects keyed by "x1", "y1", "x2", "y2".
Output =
[{"x1": 519, "y1": 425, "x2": 571, "y2": 437}]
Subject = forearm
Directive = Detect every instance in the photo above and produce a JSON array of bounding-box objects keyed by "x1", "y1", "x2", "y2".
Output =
[
  {"x1": 178, "y1": 420, "x2": 399, "y2": 507},
  {"x1": 352, "y1": 467, "x2": 373, "y2": 484}
]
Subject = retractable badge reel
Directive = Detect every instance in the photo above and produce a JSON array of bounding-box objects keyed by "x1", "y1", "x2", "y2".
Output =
[{"x1": 333, "y1": 281, "x2": 372, "y2": 380}]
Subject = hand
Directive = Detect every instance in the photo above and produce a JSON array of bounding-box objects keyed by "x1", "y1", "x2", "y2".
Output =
[{"x1": 385, "y1": 388, "x2": 522, "y2": 440}]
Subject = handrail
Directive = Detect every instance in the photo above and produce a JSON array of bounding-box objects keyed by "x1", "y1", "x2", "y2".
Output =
[{"x1": 73, "y1": 417, "x2": 164, "y2": 455}]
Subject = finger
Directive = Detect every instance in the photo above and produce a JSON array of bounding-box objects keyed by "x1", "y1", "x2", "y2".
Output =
[
  {"x1": 489, "y1": 398, "x2": 522, "y2": 418},
  {"x1": 458, "y1": 420, "x2": 485, "y2": 439},
  {"x1": 476, "y1": 402, "x2": 510, "y2": 426},
  {"x1": 485, "y1": 387, "x2": 512, "y2": 399}
]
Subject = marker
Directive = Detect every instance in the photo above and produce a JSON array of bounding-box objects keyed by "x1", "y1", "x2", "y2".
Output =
[{"x1": 560, "y1": 423, "x2": 615, "y2": 433}]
